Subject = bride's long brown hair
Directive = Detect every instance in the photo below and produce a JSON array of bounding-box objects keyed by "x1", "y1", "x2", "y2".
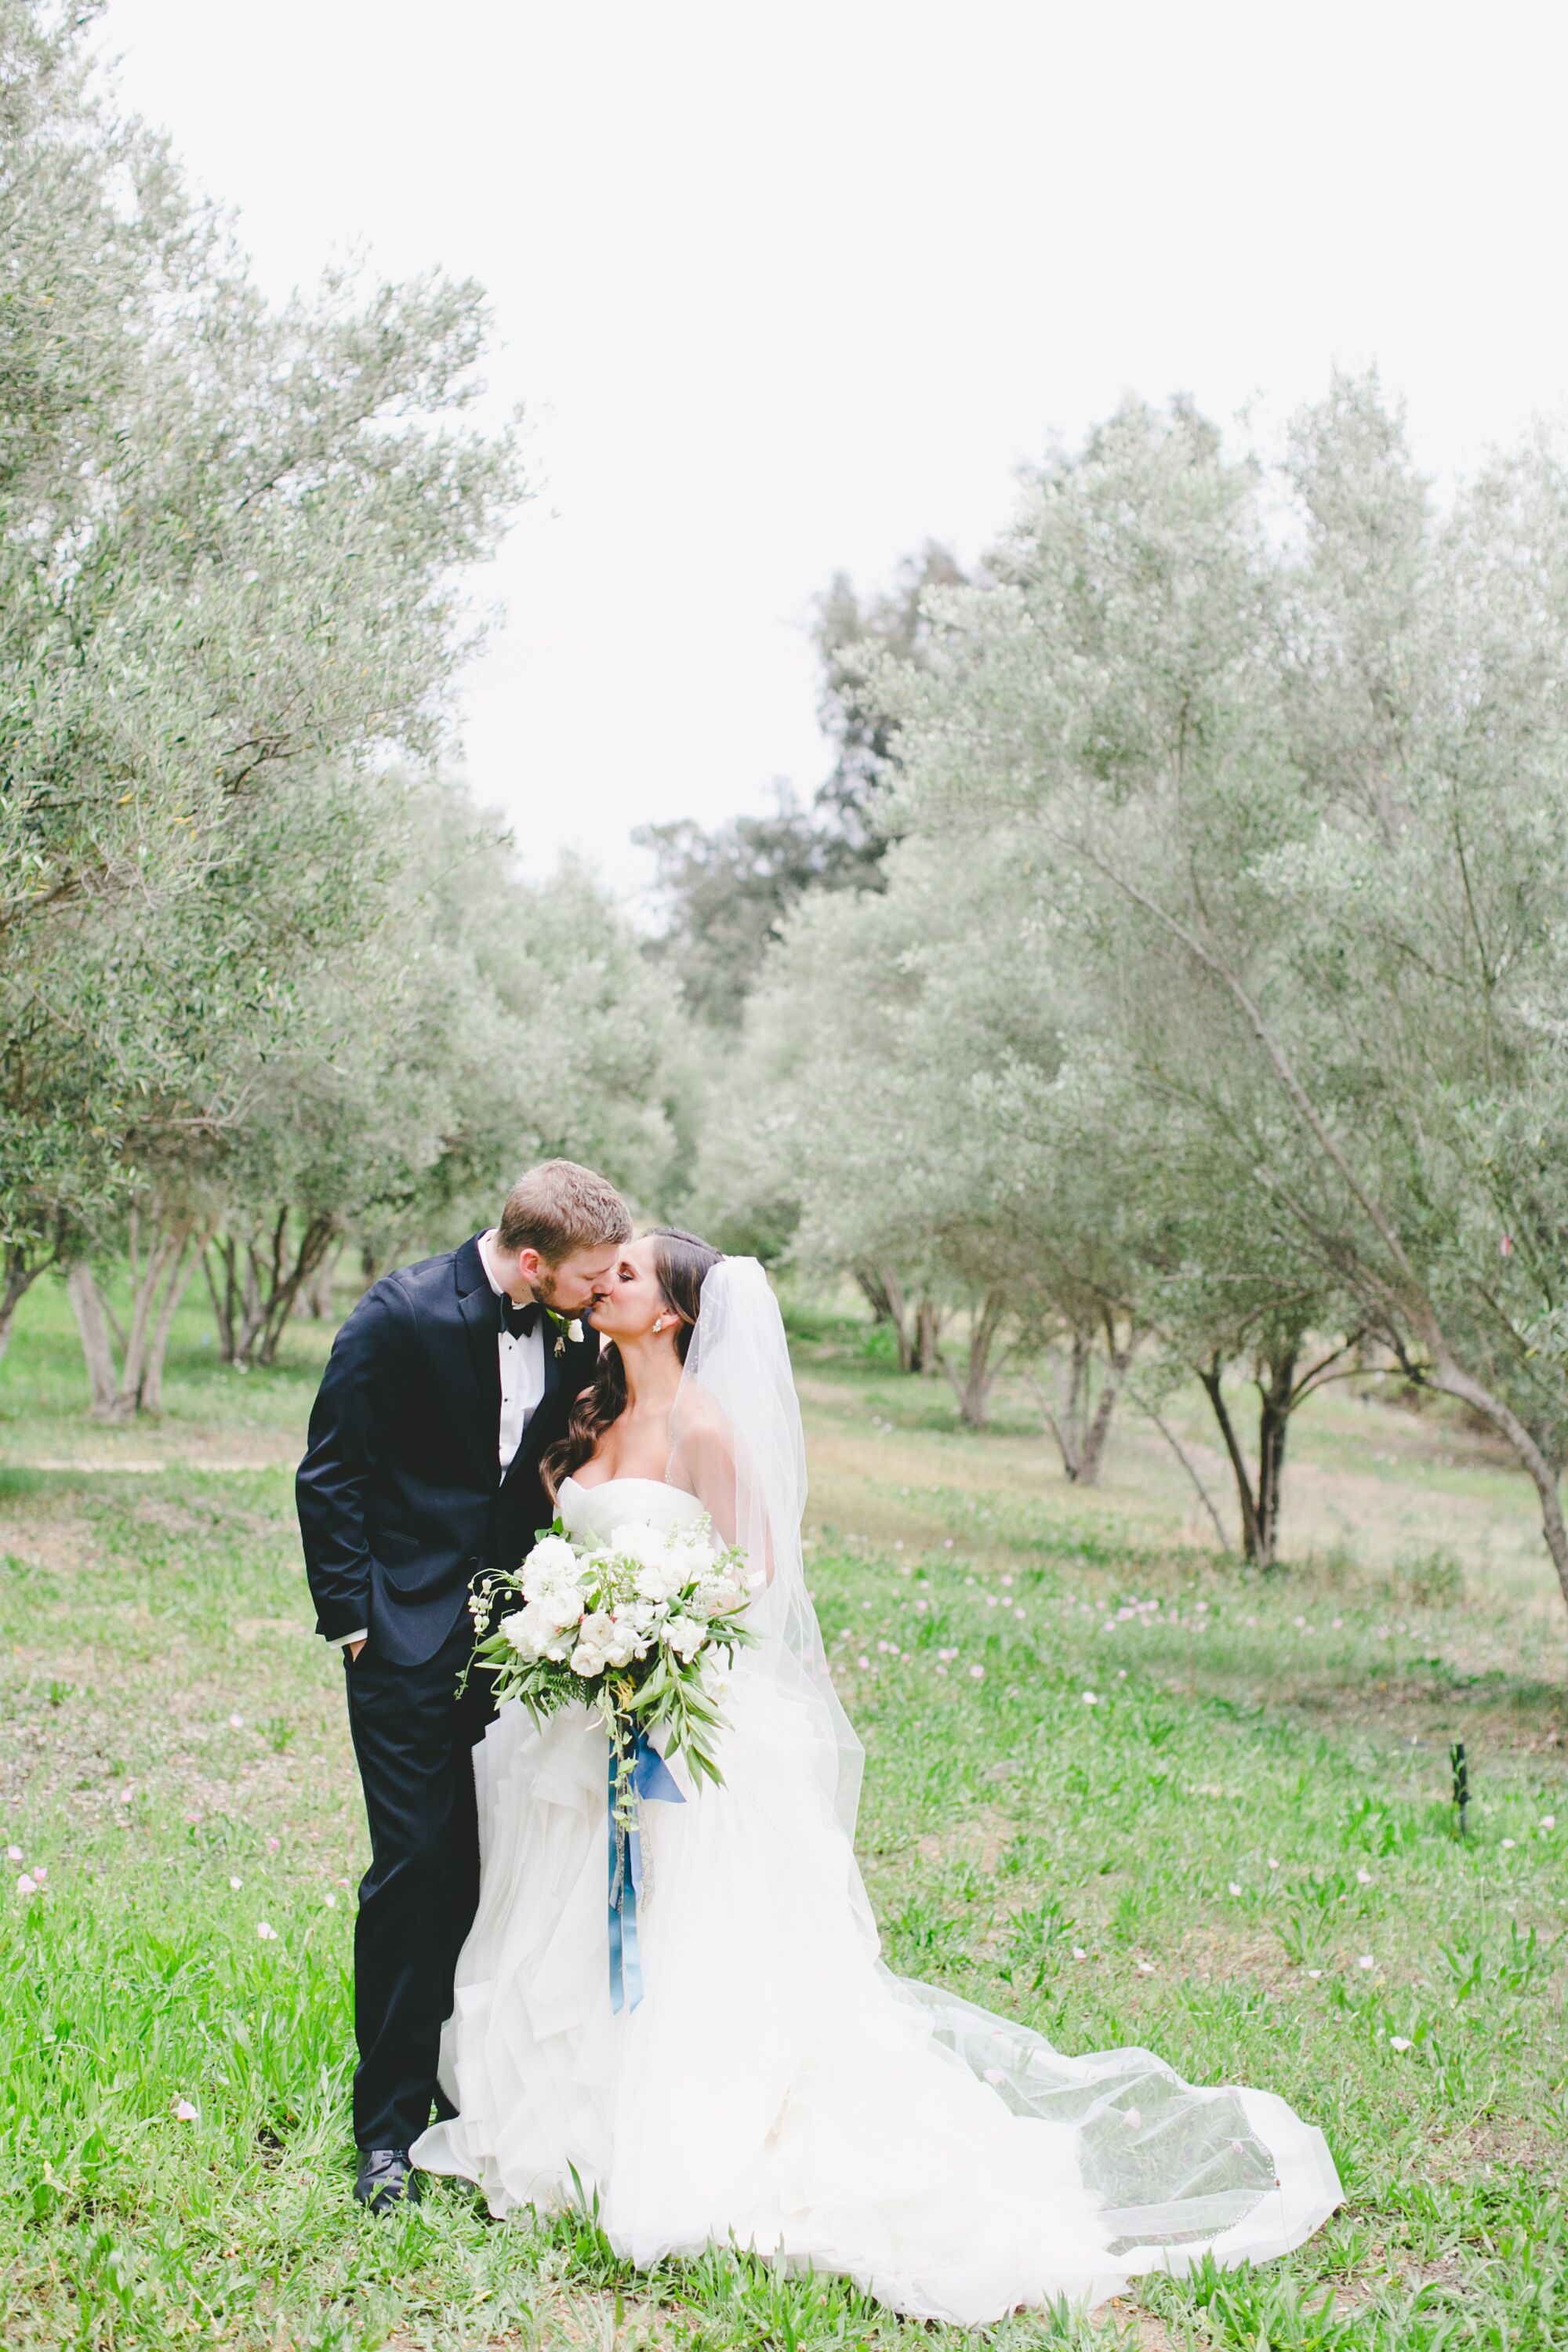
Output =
[{"x1": 541, "y1": 1227, "x2": 723, "y2": 1498}]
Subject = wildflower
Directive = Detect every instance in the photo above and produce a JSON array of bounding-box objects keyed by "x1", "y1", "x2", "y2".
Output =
[
  {"x1": 1388, "y1": 2037, "x2": 1413, "y2": 2053},
  {"x1": 1072, "y1": 1945, "x2": 1087, "y2": 1962},
  {"x1": 256, "y1": 1921, "x2": 278, "y2": 1942},
  {"x1": 1082, "y1": 1690, "x2": 1098, "y2": 1706},
  {"x1": 324, "y1": 1893, "x2": 338, "y2": 1908},
  {"x1": 1135, "y1": 1961, "x2": 1155, "y2": 1975},
  {"x1": 1541, "y1": 1816, "x2": 1556, "y2": 1831},
  {"x1": 1356, "y1": 1954, "x2": 1375, "y2": 1970},
  {"x1": 16, "y1": 1872, "x2": 37, "y2": 1896},
  {"x1": 1307, "y1": 1969, "x2": 1323, "y2": 1980},
  {"x1": 857, "y1": 1655, "x2": 869, "y2": 1670},
  {"x1": 1268, "y1": 1857, "x2": 1280, "y2": 1871},
  {"x1": 1228, "y1": 1882, "x2": 1243, "y2": 1897},
  {"x1": 5, "y1": 1845, "x2": 20, "y2": 1862},
  {"x1": 229, "y1": 1876, "x2": 243, "y2": 1891},
  {"x1": 228, "y1": 1713, "x2": 244, "y2": 1730},
  {"x1": 1501, "y1": 1838, "x2": 1516, "y2": 1850},
  {"x1": 265, "y1": 1836, "x2": 280, "y2": 1852},
  {"x1": 969, "y1": 1664, "x2": 985, "y2": 1681},
  {"x1": 1356, "y1": 1868, "x2": 1374, "y2": 1885},
  {"x1": 171, "y1": 2096, "x2": 198, "y2": 2122}
]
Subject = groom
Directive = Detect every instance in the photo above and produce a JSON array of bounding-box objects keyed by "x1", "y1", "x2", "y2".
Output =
[{"x1": 296, "y1": 1160, "x2": 631, "y2": 2211}]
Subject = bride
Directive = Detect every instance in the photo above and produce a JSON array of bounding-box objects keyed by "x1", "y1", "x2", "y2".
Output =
[{"x1": 412, "y1": 1232, "x2": 1341, "y2": 2323}]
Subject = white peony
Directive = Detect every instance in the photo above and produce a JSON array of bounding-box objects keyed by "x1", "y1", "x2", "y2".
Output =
[
  {"x1": 608, "y1": 1521, "x2": 666, "y2": 1567},
  {"x1": 661, "y1": 1613, "x2": 707, "y2": 1663},
  {"x1": 537, "y1": 1585, "x2": 587, "y2": 1632},
  {"x1": 634, "y1": 1556, "x2": 689, "y2": 1604},
  {"x1": 505, "y1": 1595, "x2": 579, "y2": 1662},
  {"x1": 521, "y1": 1534, "x2": 580, "y2": 1599},
  {"x1": 602, "y1": 1613, "x2": 650, "y2": 1668},
  {"x1": 569, "y1": 1611, "x2": 619, "y2": 1677}
]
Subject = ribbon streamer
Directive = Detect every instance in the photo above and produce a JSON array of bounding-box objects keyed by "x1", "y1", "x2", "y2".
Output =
[{"x1": 607, "y1": 1729, "x2": 684, "y2": 2012}]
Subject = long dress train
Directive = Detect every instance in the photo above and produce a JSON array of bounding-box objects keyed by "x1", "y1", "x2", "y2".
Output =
[{"x1": 412, "y1": 1473, "x2": 1341, "y2": 2325}]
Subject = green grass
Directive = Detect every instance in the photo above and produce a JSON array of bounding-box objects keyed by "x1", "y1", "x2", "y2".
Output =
[{"x1": 2, "y1": 1275, "x2": 1566, "y2": 2347}]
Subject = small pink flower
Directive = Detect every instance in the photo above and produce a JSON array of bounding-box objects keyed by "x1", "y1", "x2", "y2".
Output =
[
  {"x1": 31, "y1": 1865, "x2": 46, "y2": 1882},
  {"x1": 171, "y1": 2096, "x2": 198, "y2": 2122},
  {"x1": 256, "y1": 1921, "x2": 278, "y2": 1942},
  {"x1": 1389, "y1": 2037, "x2": 1413, "y2": 2053},
  {"x1": 228, "y1": 1714, "x2": 244, "y2": 1730},
  {"x1": 265, "y1": 1836, "x2": 280, "y2": 1852},
  {"x1": 5, "y1": 1845, "x2": 21, "y2": 1863},
  {"x1": 16, "y1": 1873, "x2": 37, "y2": 1896},
  {"x1": 1072, "y1": 1945, "x2": 1087, "y2": 1962},
  {"x1": 1082, "y1": 1691, "x2": 1099, "y2": 1706},
  {"x1": 229, "y1": 1876, "x2": 243, "y2": 1891},
  {"x1": 969, "y1": 1664, "x2": 985, "y2": 1680},
  {"x1": 1228, "y1": 1882, "x2": 1243, "y2": 1896},
  {"x1": 1356, "y1": 1954, "x2": 1375, "y2": 1970}
]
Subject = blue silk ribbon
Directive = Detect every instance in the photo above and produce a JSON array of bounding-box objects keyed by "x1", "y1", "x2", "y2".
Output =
[{"x1": 607, "y1": 1730, "x2": 684, "y2": 2012}]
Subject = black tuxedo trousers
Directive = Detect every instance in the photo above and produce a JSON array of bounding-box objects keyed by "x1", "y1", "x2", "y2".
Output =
[
  {"x1": 342, "y1": 1613, "x2": 495, "y2": 2148},
  {"x1": 296, "y1": 1235, "x2": 598, "y2": 2151}
]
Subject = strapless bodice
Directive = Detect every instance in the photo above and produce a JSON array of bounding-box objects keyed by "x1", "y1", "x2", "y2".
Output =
[{"x1": 557, "y1": 1474, "x2": 706, "y2": 1546}]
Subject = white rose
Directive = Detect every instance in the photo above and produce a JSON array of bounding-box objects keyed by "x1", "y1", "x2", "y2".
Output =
[
  {"x1": 521, "y1": 1534, "x2": 579, "y2": 1598},
  {"x1": 498, "y1": 1609, "x2": 533, "y2": 1655},
  {"x1": 566, "y1": 1318, "x2": 584, "y2": 1343},
  {"x1": 661, "y1": 1613, "x2": 707, "y2": 1663},
  {"x1": 602, "y1": 1614, "x2": 648, "y2": 1668},
  {"x1": 568, "y1": 1610, "x2": 617, "y2": 1677}
]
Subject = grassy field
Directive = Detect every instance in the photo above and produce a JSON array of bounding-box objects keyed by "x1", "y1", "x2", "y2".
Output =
[{"x1": 2, "y1": 1273, "x2": 1565, "y2": 2350}]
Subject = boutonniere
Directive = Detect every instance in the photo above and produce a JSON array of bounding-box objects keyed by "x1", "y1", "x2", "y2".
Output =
[{"x1": 546, "y1": 1310, "x2": 585, "y2": 1357}]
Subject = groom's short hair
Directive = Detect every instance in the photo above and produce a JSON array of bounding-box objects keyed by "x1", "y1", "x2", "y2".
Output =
[{"x1": 498, "y1": 1161, "x2": 633, "y2": 1263}]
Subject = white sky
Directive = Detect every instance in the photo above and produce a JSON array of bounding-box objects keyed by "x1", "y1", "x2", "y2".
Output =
[{"x1": 103, "y1": 0, "x2": 1568, "y2": 899}]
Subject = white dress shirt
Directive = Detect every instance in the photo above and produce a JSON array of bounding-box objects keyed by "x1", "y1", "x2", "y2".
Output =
[
  {"x1": 476, "y1": 1229, "x2": 547, "y2": 1470},
  {"x1": 329, "y1": 1232, "x2": 548, "y2": 1651}
]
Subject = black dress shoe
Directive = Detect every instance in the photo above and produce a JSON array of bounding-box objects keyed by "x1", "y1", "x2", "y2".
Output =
[{"x1": 354, "y1": 2148, "x2": 422, "y2": 2213}]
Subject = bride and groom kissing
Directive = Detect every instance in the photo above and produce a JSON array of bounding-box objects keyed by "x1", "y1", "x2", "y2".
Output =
[{"x1": 296, "y1": 1159, "x2": 1343, "y2": 2326}]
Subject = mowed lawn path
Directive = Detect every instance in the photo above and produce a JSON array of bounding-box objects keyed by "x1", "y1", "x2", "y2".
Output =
[{"x1": 2, "y1": 1280, "x2": 1565, "y2": 2350}]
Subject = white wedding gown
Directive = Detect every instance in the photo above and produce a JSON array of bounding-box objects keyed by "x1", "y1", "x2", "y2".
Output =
[{"x1": 412, "y1": 1473, "x2": 1341, "y2": 2324}]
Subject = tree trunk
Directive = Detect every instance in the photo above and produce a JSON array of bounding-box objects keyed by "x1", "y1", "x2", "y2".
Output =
[
  {"x1": 1197, "y1": 1356, "x2": 1268, "y2": 1562},
  {"x1": 140, "y1": 1230, "x2": 201, "y2": 1414},
  {"x1": 944, "y1": 1286, "x2": 1007, "y2": 1427},
  {"x1": 1254, "y1": 1346, "x2": 1298, "y2": 1564},
  {"x1": 1420, "y1": 1345, "x2": 1568, "y2": 1616},
  {"x1": 66, "y1": 1261, "x2": 120, "y2": 1417},
  {"x1": 216, "y1": 1210, "x2": 339, "y2": 1368},
  {"x1": 858, "y1": 1265, "x2": 916, "y2": 1370},
  {"x1": 913, "y1": 1295, "x2": 942, "y2": 1375},
  {"x1": 1073, "y1": 1320, "x2": 1137, "y2": 1486},
  {"x1": 0, "y1": 1243, "x2": 50, "y2": 1366},
  {"x1": 306, "y1": 1243, "x2": 341, "y2": 1319}
]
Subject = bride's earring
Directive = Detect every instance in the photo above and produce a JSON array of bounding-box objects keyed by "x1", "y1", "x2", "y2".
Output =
[{"x1": 652, "y1": 1315, "x2": 666, "y2": 1334}]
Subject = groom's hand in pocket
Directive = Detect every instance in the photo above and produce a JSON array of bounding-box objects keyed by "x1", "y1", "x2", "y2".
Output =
[{"x1": 347, "y1": 1639, "x2": 367, "y2": 1662}]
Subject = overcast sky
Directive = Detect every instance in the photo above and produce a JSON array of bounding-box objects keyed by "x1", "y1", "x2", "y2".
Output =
[{"x1": 103, "y1": 0, "x2": 1568, "y2": 897}]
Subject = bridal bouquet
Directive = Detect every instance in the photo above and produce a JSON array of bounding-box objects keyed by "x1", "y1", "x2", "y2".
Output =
[
  {"x1": 465, "y1": 1518, "x2": 759, "y2": 2010},
  {"x1": 466, "y1": 1515, "x2": 759, "y2": 1785}
]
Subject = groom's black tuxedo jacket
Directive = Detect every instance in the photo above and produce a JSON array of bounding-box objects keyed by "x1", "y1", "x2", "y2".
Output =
[{"x1": 296, "y1": 1234, "x2": 599, "y2": 1667}]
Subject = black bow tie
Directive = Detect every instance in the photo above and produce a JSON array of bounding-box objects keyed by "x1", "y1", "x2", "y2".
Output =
[{"x1": 498, "y1": 1294, "x2": 542, "y2": 1339}]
